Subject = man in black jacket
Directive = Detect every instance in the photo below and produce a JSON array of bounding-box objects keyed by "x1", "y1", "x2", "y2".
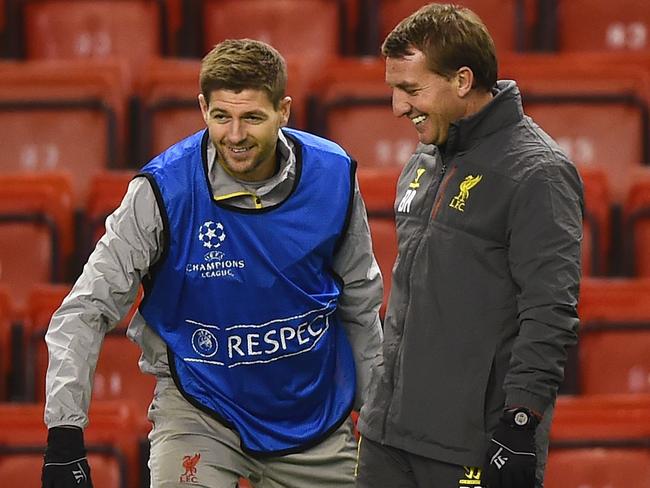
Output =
[{"x1": 356, "y1": 3, "x2": 583, "y2": 488}]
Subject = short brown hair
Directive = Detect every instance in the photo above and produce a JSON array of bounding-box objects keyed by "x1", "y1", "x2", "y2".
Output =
[
  {"x1": 200, "y1": 39, "x2": 288, "y2": 108},
  {"x1": 382, "y1": 3, "x2": 497, "y2": 91}
]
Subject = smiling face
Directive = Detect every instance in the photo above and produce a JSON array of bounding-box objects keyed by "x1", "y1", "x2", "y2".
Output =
[
  {"x1": 199, "y1": 88, "x2": 291, "y2": 182},
  {"x1": 385, "y1": 49, "x2": 468, "y2": 146}
]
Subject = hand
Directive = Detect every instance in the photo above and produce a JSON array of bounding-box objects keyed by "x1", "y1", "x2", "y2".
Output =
[
  {"x1": 484, "y1": 408, "x2": 538, "y2": 488},
  {"x1": 42, "y1": 426, "x2": 93, "y2": 488}
]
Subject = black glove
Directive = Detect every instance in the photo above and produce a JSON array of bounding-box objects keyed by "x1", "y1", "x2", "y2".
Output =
[
  {"x1": 484, "y1": 407, "x2": 539, "y2": 488},
  {"x1": 42, "y1": 426, "x2": 93, "y2": 488}
]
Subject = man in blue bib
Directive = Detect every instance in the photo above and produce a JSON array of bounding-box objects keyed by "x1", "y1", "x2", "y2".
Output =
[{"x1": 42, "y1": 39, "x2": 383, "y2": 488}]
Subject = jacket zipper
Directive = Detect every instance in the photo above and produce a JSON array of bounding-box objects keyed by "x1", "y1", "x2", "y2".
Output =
[{"x1": 431, "y1": 163, "x2": 456, "y2": 219}]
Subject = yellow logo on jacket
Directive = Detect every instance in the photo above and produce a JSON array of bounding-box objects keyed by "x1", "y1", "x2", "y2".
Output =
[
  {"x1": 398, "y1": 168, "x2": 426, "y2": 213},
  {"x1": 458, "y1": 466, "x2": 482, "y2": 486},
  {"x1": 449, "y1": 174, "x2": 483, "y2": 212}
]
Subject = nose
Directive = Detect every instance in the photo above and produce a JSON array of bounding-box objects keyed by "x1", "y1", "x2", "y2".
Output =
[
  {"x1": 226, "y1": 120, "x2": 246, "y2": 144},
  {"x1": 392, "y1": 89, "x2": 411, "y2": 118}
]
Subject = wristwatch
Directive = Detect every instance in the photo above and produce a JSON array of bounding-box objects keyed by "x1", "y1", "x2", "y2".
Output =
[{"x1": 504, "y1": 407, "x2": 540, "y2": 430}]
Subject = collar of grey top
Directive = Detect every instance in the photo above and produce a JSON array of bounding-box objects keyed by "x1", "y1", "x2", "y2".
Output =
[{"x1": 207, "y1": 129, "x2": 297, "y2": 200}]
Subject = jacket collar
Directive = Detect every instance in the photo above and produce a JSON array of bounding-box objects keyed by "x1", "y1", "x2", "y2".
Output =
[{"x1": 443, "y1": 80, "x2": 524, "y2": 156}]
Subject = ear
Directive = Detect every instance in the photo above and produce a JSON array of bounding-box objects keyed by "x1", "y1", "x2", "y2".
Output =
[
  {"x1": 455, "y1": 67, "x2": 474, "y2": 98},
  {"x1": 198, "y1": 93, "x2": 209, "y2": 123},
  {"x1": 278, "y1": 96, "x2": 292, "y2": 126}
]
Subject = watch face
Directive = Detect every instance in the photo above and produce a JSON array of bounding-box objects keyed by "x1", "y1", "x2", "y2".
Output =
[{"x1": 514, "y1": 410, "x2": 529, "y2": 426}]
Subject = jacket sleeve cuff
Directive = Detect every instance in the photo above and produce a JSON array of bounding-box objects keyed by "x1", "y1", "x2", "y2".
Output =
[{"x1": 504, "y1": 388, "x2": 550, "y2": 419}]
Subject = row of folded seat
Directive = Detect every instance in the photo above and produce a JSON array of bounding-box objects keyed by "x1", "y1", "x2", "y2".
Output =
[
  {"x1": 2, "y1": 0, "x2": 507, "y2": 62},
  {"x1": 3, "y1": 391, "x2": 650, "y2": 486},
  {"x1": 0, "y1": 161, "x2": 645, "y2": 316},
  {"x1": 545, "y1": 394, "x2": 650, "y2": 487},
  {"x1": 1, "y1": 52, "x2": 650, "y2": 207},
  {"x1": 3, "y1": 274, "x2": 650, "y2": 401},
  {"x1": 1, "y1": 0, "x2": 650, "y2": 192},
  {"x1": 3, "y1": 0, "x2": 650, "y2": 61},
  {"x1": 0, "y1": 0, "x2": 649, "y2": 185}
]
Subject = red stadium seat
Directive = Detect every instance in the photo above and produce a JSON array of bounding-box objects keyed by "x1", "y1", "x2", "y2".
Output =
[
  {"x1": 201, "y1": 0, "x2": 345, "y2": 61},
  {"x1": 200, "y1": 0, "x2": 348, "y2": 126},
  {"x1": 547, "y1": 394, "x2": 650, "y2": 488},
  {"x1": 556, "y1": 0, "x2": 650, "y2": 53},
  {"x1": 577, "y1": 278, "x2": 650, "y2": 394},
  {"x1": 0, "y1": 401, "x2": 141, "y2": 488},
  {"x1": 576, "y1": 165, "x2": 611, "y2": 276},
  {"x1": 197, "y1": 0, "x2": 345, "y2": 128},
  {"x1": 357, "y1": 167, "x2": 400, "y2": 215},
  {"x1": 135, "y1": 58, "x2": 203, "y2": 162},
  {"x1": 373, "y1": 0, "x2": 523, "y2": 56},
  {"x1": 83, "y1": 170, "x2": 136, "y2": 259},
  {"x1": 501, "y1": 55, "x2": 650, "y2": 202},
  {"x1": 623, "y1": 167, "x2": 650, "y2": 276},
  {"x1": 546, "y1": 448, "x2": 650, "y2": 488},
  {"x1": 0, "y1": 59, "x2": 130, "y2": 204},
  {"x1": 24, "y1": 283, "x2": 151, "y2": 433},
  {"x1": 308, "y1": 57, "x2": 417, "y2": 169},
  {"x1": 552, "y1": 393, "x2": 650, "y2": 441},
  {"x1": 0, "y1": 173, "x2": 74, "y2": 311},
  {"x1": 22, "y1": 0, "x2": 164, "y2": 75}
]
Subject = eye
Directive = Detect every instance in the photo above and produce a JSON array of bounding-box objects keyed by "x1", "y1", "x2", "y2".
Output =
[
  {"x1": 212, "y1": 114, "x2": 229, "y2": 123},
  {"x1": 245, "y1": 115, "x2": 264, "y2": 123}
]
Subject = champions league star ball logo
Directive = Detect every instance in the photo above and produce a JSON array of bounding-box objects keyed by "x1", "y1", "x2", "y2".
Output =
[
  {"x1": 192, "y1": 329, "x2": 218, "y2": 357},
  {"x1": 198, "y1": 221, "x2": 226, "y2": 249}
]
